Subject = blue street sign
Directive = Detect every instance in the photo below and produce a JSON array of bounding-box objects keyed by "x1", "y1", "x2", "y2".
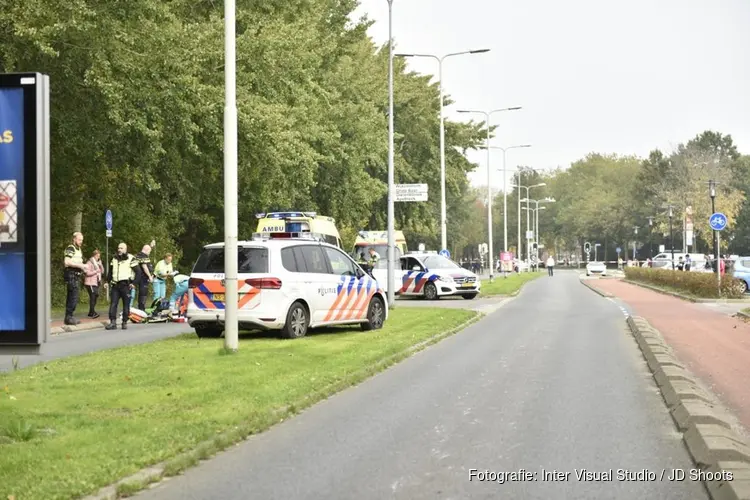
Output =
[
  {"x1": 709, "y1": 212, "x2": 727, "y2": 231},
  {"x1": 439, "y1": 249, "x2": 450, "y2": 259},
  {"x1": 105, "y1": 209, "x2": 113, "y2": 231},
  {"x1": 616, "y1": 247, "x2": 621, "y2": 254}
]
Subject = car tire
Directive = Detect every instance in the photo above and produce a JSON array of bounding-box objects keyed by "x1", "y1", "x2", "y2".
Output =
[
  {"x1": 423, "y1": 282, "x2": 439, "y2": 300},
  {"x1": 195, "y1": 326, "x2": 223, "y2": 338},
  {"x1": 463, "y1": 293, "x2": 478, "y2": 300},
  {"x1": 361, "y1": 296, "x2": 385, "y2": 331},
  {"x1": 740, "y1": 281, "x2": 749, "y2": 294},
  {"x1": 281, "y1": 301, "x2": 309, "y2": 339}
]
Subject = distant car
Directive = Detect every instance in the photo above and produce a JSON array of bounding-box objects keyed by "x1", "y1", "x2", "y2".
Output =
[
  {"x1": 732, "y1": 257, "x2": 750, "y2": 294},
  {"x1": 586, "y1": 261, "x2": 607, "y2": 277}
]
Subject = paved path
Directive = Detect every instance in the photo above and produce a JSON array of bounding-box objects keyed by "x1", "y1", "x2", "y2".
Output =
[
  {"x1": 591, "y1": 279, "x2": 750, "y2": 436},
  {"x1": 0, "y1": 323, "x2": 186, "y2": 372},
  {"x1": 137, "y1": 272, "x2": 703, "y2": 500},
  {"x1": 396, "y1": 295, "x2": 507, "y2": 315}
]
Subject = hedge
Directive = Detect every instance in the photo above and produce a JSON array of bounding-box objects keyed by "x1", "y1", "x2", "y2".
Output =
[{"x1": 624, "y1": 267, "x2": 746, "y2": 299}]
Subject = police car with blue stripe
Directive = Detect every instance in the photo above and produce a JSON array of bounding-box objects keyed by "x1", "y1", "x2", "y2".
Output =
[{"x1": 399, "y1": 252, "x2": 480, "y2": 300}]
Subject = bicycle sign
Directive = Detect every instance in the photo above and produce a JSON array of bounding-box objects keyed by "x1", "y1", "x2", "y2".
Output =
[{"x1": 709, "y1": 213, "x2": 728, "y2": 231}]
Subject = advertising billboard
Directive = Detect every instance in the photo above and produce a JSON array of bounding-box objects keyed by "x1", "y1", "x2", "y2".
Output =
[{"x1": 0, "y1": 73, "x2": 50, "y2": 354}]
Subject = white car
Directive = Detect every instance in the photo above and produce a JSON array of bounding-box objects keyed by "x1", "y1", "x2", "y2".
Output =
[
  {"x1": 187, "y1": 235, "x2": 388, "y2": 339},
  {"x1": 586, "y1": 261, "x2": 607, "y2": 277},
  {"x1": 398, "y1": 253, "x2": 480, "y2": 300}
]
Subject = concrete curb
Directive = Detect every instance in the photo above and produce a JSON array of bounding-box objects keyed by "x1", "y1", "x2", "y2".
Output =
[
  {"x1": 80, "y1": 311, "x2": 484, "y2": 500},
  {"x1": 736, "y1": 311, "x2": 750, "y2": 321},
  {"x1": 626, "y1": 316, "x2": 750, "y2": 500},
  {"x1": 578, "y1": 278, "x2": 614, "y2": 298},
  {"x1": 50, "y1": 320, "x2": 109, "y2": 335}
]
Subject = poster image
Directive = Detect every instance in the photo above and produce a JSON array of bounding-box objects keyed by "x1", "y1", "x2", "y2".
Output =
[{"x1": 0, "y1": 180, "x2": 18, "y2": 243}]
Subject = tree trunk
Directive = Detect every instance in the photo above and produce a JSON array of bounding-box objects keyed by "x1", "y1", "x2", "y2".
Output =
[{"x1": 70, "y1": 211, "x2": 82, "y2": 234}]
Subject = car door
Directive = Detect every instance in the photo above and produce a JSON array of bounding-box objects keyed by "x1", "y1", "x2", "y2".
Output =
[
  {"x1": 321, "y1": 246, "x2": 373, "y2": 322},
  {"x1": 400, "y1": 256, "x2": 426, "y2": 295},
  {"x1": 294, "y1": 244, "x2": 334, "y2": 324}
]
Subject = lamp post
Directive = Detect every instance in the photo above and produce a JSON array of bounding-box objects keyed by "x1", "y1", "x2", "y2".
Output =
[
  {"x1": 223, "y1": 0, "x2": 239, "y2": 351},
  {"x1": 457, "y1": 107, "x2": 522, "y2": 281},
  {"x1": 483, "y1": 144, "x2": 531, "y2": 253},
  {"x1": 396, "y1": 49, "x2": 490, "y2": 252},
  {"x1": 709, "y1": 180, "x2": 719, "y2": 275},
  {"x1": 520, "y1": 197, "x2": 554, "y2": 268},
  {"x1": 633, "y1": 226, "x2": 638, "y2": 261},
  {"x1": 668, "y1": 205, "x2": 675, "y2": 270},
  {"x1": 385, "y1": 0, "x2": 395, "y2": 307},
  {"x1": 522, "y1": 206, "x2": 545, "y2": 265},
  {"x1": 648, "y1": 217, "x2": 654, "y2": 259},
  {"x1": 509, "y1": 182, "x2": 546, "y2": 266}
]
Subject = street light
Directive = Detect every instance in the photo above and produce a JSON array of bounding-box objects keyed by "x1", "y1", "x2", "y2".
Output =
[
  {"x1": 457, "y1": 107, "x2": 523, "y2": 281},
  {"x1": 395, "y1": 49, "x2": 490, "y2": 253},
  {"x1": 668, "y1": 205, "x2": 675, "y2": 270},
  {"x1": 633, "y1": 226, "x2": 639, "y2": 261},
  {"x1": 483, "y1": 144, "x2": 532, "y2": 253},
  {"x1": 521, "y1": 197, "x2": 554, "y2": 268},
  {"x1": 224, "y1": 0, "x2": 239, "y2": 351},
  {"x1": 510, "y1": 181, "x2": 546, "y2": 265},
  {"x1": 386, "y1": 0, "x2": 395, "y2": 308},
  {"x1": 647, "y1": 216, "x2": 654, "y2": 259}
]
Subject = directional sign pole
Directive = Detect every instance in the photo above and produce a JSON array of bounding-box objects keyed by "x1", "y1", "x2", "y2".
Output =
[{"x1": 105, "y1": 209, "x2": 113, "y2": 302}]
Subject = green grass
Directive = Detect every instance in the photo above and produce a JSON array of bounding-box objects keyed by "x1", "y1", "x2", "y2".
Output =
[
  {"x1": 480, "y1": 271, "x2": 543, "y2": 296},
  {"x1": 742, "y1": 307, "x2": 750, "y2": 315},
  {"x1": 0, "y1": 308, "x2": 476, "y2": 500}
]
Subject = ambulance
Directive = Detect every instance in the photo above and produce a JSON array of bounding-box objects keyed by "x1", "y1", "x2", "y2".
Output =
[
  {"x1": 351, "y1": 230, "x2": 408, "y2": 293},
  {"x1": 255, "y1": 212, "x2": 342, "y2": 249}
]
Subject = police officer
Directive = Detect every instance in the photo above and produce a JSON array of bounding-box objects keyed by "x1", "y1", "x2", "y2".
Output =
[
  {"x1": 131, "y1": 244, "x2": 155, "y2": 310},
  {"x1": 105, "y1": 242, "x2": 135, "y2": 330},
  {"x1": 368, "y1": 247, "x2": 380, "y2": 266},
  {"x1": 63, "y1": 232, "x2": 87, "y2": 325}
]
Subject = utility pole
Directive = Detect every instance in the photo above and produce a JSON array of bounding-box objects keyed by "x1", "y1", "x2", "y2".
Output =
[
  {"x1": 668, "y1": 205, "x2": 675, "y2": 270},
  {"x1": 633, "y1": 226, "x2": 638, "y2": 261}
]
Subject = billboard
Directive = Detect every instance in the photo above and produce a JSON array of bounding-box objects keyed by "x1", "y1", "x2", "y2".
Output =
[{"x1": 0, "y1": 73, "x2": 50, "y2": 354}]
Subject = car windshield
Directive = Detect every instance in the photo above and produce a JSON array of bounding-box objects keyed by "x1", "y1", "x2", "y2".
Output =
[
  {"x1": 192, "y1": 247, "x2": 269, "y2": 273},
  {"x1": 421, "y1": 255, "x2": 460, "y2": 269},
  {"x1": 351, "y1": 244, "x2": 402, "y2": 269}
]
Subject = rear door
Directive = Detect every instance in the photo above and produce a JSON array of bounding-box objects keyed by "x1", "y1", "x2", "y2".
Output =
[{"x1": 321, "y1": 246, "x2": 373, "y2": 322}]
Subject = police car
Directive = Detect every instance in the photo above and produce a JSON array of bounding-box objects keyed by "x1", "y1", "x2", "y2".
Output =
[
  {"x1": 186, "y1": 233, "x2": 388, "y2": 339},
  {"x1": 399, "y1": 252, "x2": 480, "y2": 300}
]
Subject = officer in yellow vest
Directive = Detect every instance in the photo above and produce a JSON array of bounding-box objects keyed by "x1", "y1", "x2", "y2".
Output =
[
  {"x1": 63, "y1": 232, "x2": 87, "y2": 325},
  {"x1": 105, "y1": 242, "x2": 135, "y2": 330}
]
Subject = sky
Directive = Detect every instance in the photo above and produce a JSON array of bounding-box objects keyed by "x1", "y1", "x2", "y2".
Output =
[{"x1": 351, "y1": 0, "x2": 750, "y2": 190}]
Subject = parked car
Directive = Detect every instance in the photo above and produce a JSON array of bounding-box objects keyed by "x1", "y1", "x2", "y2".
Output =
[
  {"x1": 399, "y1": 253, "x2": 480, "y2": 300},
  {"x1": 187, "y1": 234, "x2": 388, "y2": 339},
  {"x1": 586, "y1": 261, "x2": 607, "y2": 277},
  {"x1": 732, "y1": 257, "x2": 750, "y2": 294}
]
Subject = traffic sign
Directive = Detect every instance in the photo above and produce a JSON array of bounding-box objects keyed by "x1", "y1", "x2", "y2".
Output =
[
  {"x1": 106, "y1": 229, "x2": 112, "y2": 238},
  {"x1": 439, "y1": 249, "x2": 450, "y2": 259},
  {"x1": 394, "y1": 183, "x2": 428, "y2": 202},
  {"x1": 709, "y1": 212, "x2": 728, "y2": 231},
  {"x1": 105, "y1": 209, "x2": 113, "y2": 231},
  {"x1": 616, "y1": 247, "x2": 622, "y2": 254},
  {"x1": 500, "y1": 251, "x2": 513, "y2": 261}
]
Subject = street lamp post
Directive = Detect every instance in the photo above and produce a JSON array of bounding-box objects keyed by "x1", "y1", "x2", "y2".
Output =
[
  {"x1": 522, "y1": 205, "x2": 545, "y2": 264},
  {"x1": 633, "y1": 226, "x2": 638, "y2": 261},
  {"x1": 520, "y1": 197, "x2": 555, "y2": 269},
  {"x1": 224, "y1": 0, "x2": 239, "y2": 351},
  {"x1": 648, "y1": 217, "x2": 654, "y2": 259},
  {"x1": 395, "y1": 50, "x2": 490, "y2": 252},
  {"x1": 668, "y1": 205, "x2": 675, "y2": 270},
  {"x1": 457, "y1": 107, "x2": 522, "y2": 281},
  {"x1": 386, "y1": 0, "x2": 395, "y2": 307},
  {"x1": 484, "y1": 144, "x2": 531, "y2": 253},
  {"x1": 510, "y1": 182, "x2": 546, "y2": 267}
]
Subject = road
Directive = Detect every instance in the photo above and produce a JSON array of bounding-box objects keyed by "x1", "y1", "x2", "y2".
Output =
[
  {"x1": 0, "y1": 323, "x2": 186, "y2": 372},
  {"x1": 137, "y1": 271, "x2": 706, "y2": 500}
]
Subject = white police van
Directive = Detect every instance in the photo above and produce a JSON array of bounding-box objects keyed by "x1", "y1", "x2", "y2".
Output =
[{"x1": 187, "y1": 233, "x2": 388, "y2": 339}]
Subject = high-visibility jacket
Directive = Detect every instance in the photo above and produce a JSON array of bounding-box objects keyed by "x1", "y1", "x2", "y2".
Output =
[
  {"x1": 109, "y1": 254, "x2": 135, "y2": 283},
  {"x1": 64, "y1": 244, "x2": 83, "y2": 269}
]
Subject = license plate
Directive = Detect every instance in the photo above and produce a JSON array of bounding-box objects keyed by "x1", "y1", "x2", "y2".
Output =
[
  {"x1": 461, "y1": 282, "x2": 474, "y2": 288},
  {"x1": 212, "y1": 293, "x2": 225, "y2": 302}
]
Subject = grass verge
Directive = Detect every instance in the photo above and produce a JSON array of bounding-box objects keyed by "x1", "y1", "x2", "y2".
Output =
[
  {"x1": 0, "y1": 307, "x2": 476, "y2": 500},
  {"x1": 480, "y1": 271, "x2": 543, "y2": 296}
]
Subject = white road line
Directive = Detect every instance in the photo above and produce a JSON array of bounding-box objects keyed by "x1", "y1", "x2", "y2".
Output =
[{"x1": 606, "y1": 297, "x2": 630, "y2": 318}]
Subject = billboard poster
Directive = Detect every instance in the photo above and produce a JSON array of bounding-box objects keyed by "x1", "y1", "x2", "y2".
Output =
[{"x1": 0, "y1": 87, "x2": 25, "y2": 331}]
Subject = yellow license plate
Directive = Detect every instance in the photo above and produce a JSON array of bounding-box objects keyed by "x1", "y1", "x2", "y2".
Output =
[
  {"x1": 212, "y1": 293, "x2": 225, "y2": 302},
  {"x1": 461, "y1": 282, "x2": 474, "y2": 288}
]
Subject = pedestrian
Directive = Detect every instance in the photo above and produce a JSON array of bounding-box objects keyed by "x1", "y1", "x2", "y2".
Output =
[
  {"x1": 719, "y1": 256, "x2": 726, "y2": 276},
  {"x1": 368, "y1": 247, "x2": 380, "y2": 267},
  {"x1": 83, "y1": 249, "x2": 104, "y2": 318},
  {"x1": 546, "y1": 255, "x2": 555, "y2": 276},
  {"x1": 684, "y1": 254, "x2": 691, "y2": 272},
  {"x1": 153, "y1": 253, "x2": 174, "y2": 301},
  {"x1": 63, "y1": 232, "x2": 87, "y2": 325},
  {"x1": 677, "y1": 256, "x2": 684, "y2": 271},
  {"x1": 131, "y1": 243, "x2": 155, "y2": 310},
  {"x1": 105, "y1": 242, "x2": 135, "y2": 330}
]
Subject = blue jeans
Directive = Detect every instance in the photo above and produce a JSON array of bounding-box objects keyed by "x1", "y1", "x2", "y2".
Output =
[
  {"x1": 169, "y1": 282, "x2": 189, "y2": 309},
  {"x1": 152, "y1": 279, "x2": 167, "y2": 300}
]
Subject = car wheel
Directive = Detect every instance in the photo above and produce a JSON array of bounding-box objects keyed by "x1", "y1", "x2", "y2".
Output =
[
  {"x1": 361, "y1": 296, "x2": 385, "y2": 331},
  {"x1": 423, "y1": 282, "x2": 439, "y2": 300},
  {"x1": 195, "y1": 326, "x2": 223, "y2": 338},
  {"x1": 463, "y1": 293, "x2": 478, "y2": 300},
  {"x1": 740, "y1": 281, "x2": 749, "y2": 294},
  {"x1": 281, "y1": 301, "x2": 309, "y2": 339}
]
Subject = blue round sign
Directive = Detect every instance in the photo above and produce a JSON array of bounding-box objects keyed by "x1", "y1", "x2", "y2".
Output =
[
  {"x1": 439, "y1": 249, "x2": 450, "y2": 259},
  {"x1": 616, "y1": 247, "x2": 622, "y2": 254},
  {"x1": 709, "y1": 212, "x2": 727, "y2": 231},
  {"x1": 105, "y1": 210, "x2": 113, "y2": 230}
]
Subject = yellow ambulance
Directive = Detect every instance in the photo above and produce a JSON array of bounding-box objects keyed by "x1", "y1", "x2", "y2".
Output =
[{"x1": 255, "y1": 211, "x2": 342, "y2": 248}]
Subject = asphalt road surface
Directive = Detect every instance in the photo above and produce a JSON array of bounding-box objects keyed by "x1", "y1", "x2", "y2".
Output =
[
  {"x1": 0, "y1": 323, "x2": 186, "y2": 372},
  {"x1": 138, "y1": 272, "x2": 706, "y2": 500}
]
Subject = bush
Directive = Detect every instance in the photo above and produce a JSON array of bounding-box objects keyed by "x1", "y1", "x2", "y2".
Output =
[{"x1": 624, "y1": 267, "x2": 745, "y2": 299}]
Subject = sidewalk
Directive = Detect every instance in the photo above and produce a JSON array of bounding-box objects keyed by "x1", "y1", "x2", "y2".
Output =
[
  {"x1": 51, "y1": 311, "x2": 109, "y2": 333},
  {"x1": 591, "y1": 279, "x2": 750, "y2": 434}
]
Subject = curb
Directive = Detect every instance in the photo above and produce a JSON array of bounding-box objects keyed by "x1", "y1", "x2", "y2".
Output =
[
  {"x1": 579, "y1": 278, "x2": 614, "y2": 298},
  {"x1": 626, "y1": 316, "x2": 750, "y2": 500},
  {"x1": 50, "y1": 320, "x2": 110, "y2": 335},
  {"x1": 80, "y1": 311, "x2": 484, "y2": 500},
  {"x1": 737, "y1": 311, "x2": 750, "y2": 321}
]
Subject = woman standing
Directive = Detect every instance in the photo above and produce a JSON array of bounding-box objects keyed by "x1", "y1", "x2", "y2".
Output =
[{"x1": 84, "y1": 249, "x2": 105, "y2": 318}]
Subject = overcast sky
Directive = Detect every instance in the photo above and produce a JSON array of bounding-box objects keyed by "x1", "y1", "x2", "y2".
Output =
[{"x1": 352, "y1": 0, "x2": 750, "y2": 189}]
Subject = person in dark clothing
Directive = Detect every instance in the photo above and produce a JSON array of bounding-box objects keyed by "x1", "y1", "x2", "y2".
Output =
[
  {"x1": 63, "y1": 232, "x2": 87, "y2": 325},
  {"x1": 131, "y1": 243, "x2": 155, "y2": 310},
  {"x1": 105, "y1": 242, "x2": 135, "y2": 330}
]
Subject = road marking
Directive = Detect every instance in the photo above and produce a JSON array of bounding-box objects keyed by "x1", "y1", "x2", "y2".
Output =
[{"x1": 606, "y1": 297, "x2": 630, "y2": 318}]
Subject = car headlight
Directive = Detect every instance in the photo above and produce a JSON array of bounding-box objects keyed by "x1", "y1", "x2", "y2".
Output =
[{"x1": 437, "y1": 276, "x2": 453, "y2": 283}]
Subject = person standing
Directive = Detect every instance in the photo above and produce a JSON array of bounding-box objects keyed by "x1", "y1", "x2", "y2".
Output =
[
  {"x1": 131, "y1": 243, "x2": 155, "y2": 310},
  {"x1": 368, "y1": 247, "x2": 380, "y2": 267},
  {"x1": 105, "y1": 242, "x2": 135, "y2": 330},
  {"x1": 63, "y1": 232, "x2": 87, "y2": 325},
  {"x1": 546, "y1": 255, "x2": 555, "y2": 277},
  {"x1": 153, "y1": 253, "x2": 174, "y2": 301},
  {"x1": 684, "y1": 254, "x2": 692, "y2": 272},
  {"x1": 83, "y1": 249, "x2": 104, "y2": 318}
]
